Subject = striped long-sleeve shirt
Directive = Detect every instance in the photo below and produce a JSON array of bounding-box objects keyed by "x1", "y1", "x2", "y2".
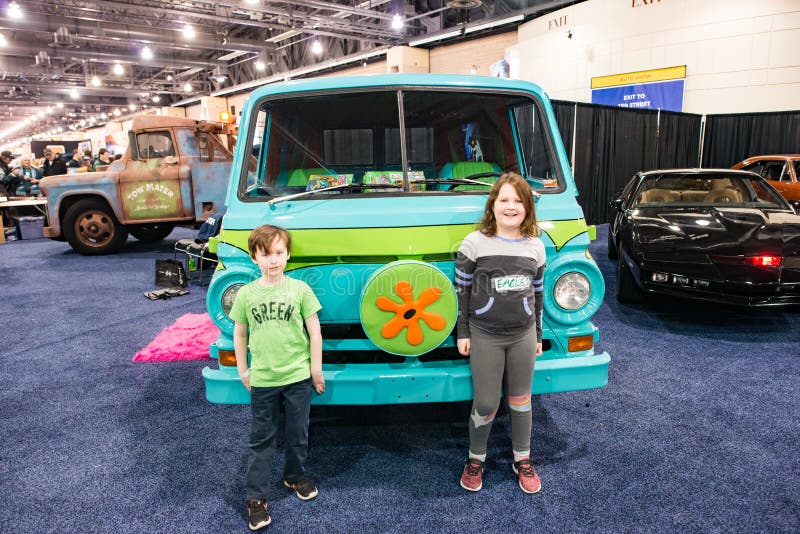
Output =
[{"x1": 455, "y1": 230, "x2": 545, "y2": 342}]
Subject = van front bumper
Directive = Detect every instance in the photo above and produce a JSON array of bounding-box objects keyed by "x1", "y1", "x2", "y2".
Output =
[{"x1": 202, "y1": 351, "x2": 611, "y2": 405}]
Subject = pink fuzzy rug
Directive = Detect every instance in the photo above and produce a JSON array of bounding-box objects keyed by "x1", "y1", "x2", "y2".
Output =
[{"x1": 133, "y1": 313, "x2": 219, "y2": 362}]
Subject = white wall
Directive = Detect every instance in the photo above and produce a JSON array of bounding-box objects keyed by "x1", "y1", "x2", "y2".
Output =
[{"x1": 508, "y1": 0, "x2": 800, "y2": 113}]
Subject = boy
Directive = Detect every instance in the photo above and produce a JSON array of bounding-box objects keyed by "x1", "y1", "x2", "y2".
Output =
[{"x1": 229, "y1": 224, "x2": 325, "y2": 531}]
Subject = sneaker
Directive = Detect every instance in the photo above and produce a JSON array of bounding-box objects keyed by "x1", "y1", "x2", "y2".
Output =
[
  {"x1": 512, "y1": 459, "x2": 542, "y2": 494},
  {"x1": 283, "y1": 477, "x2": 318, "y2": 500},
  {"x1": 247, "y1": 499, "x2": 272, "y2": 531},
  {"x1": 459, "y1": 458, "x2": 484, "y2": 491}
]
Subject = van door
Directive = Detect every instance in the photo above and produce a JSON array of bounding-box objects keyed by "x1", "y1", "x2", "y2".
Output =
[{"x1": 118, "y1": 130, "x2": 188, "y2": 222}]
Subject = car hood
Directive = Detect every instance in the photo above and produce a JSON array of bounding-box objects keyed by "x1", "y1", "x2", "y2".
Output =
[{"x1": 630, "y1": 206, "x2": 800, "y2": 257}]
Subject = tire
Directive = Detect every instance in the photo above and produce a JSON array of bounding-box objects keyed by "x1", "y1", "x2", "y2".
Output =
[
  {"x1": 607, "y1": 229, "x2": 618, "y2": 259},
  {"x1": 129, "y1": 223, "x2": 175, "y2": 242},
  {"x1": 62, "y1": 198, "x2": 129, "y2": 255},
  {"x1": 616, "y1": 245, "x2": 641, "y2": 303}
]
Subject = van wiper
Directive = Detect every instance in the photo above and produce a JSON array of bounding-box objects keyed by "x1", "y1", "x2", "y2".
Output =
[
  {"x1": 409, "y1": 178, "x2": 495, "y2": 190},
  {"x1": 267, "y1": 182, "x2": 402, "y2": 205}
]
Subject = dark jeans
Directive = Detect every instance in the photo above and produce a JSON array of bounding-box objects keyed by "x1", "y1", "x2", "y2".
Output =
[{"x1": 246, "y1": 378, "x2": 312, "y2": 500}]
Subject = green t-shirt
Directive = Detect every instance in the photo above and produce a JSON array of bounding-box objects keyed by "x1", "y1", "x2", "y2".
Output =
[{"x1": 229, "y1": 276, "x2": 322, "y2": 387}]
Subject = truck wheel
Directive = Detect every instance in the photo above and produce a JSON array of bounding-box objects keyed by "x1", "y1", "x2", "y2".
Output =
[
  {"x1": 616, "y1": 245, "x2": 641, "y2": 303},
  {"x1": 129, "y1": 223, "x2": 175, "y2": 242},
  {"x1": 63, "y1": 199, "x2": 129, "y2": 255}
]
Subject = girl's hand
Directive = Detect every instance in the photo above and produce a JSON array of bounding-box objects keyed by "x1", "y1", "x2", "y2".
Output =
[
  {"x1": 457, "y1": 338, "x2": 471, "y2": 356},
  {"x1": 536, "y1": 342, "x2": 542, "y2": 356},
  {"x1": 311, "y1": 370, "x2": 325, "y2": 394}
]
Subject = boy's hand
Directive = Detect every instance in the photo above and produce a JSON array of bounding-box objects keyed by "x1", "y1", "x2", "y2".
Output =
[
  {"x1": 536, "y1": 342, "x2": 543, "y2": 356},
  {"x1": 457, "y1": 338, "x2": 470, "y2": 357},
  {"x1": 240, "y1": 374, "x2": 251, "y2": 391},
  {"x1": 311, "y1": 370, "x2": 325, "y2": 394}
]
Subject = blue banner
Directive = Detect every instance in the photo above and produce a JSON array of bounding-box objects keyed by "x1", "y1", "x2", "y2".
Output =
[{"x1": 591, "y1": 79, "x2": 684, "y2": 112}]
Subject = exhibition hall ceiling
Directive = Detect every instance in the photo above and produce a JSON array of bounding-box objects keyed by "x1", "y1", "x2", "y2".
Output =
[{"x1": 0, "y1": 0, "x2": 580, "y2": 140}]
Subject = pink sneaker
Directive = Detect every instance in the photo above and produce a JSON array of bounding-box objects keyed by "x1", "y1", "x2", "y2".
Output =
[
  {"x1": 512, "y1": 459, "x2": 542, "y2": 494},
  {"x1": 459, "y1": 458, "x2": 484, "y2": 491}
]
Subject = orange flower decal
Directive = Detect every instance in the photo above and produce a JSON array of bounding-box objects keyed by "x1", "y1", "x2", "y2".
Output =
[{"x1": 376, "y1": 281, "x2": 447, "y2": 345}]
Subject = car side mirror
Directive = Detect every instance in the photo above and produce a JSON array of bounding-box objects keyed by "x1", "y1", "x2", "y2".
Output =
[
  {"x1": 609, "y1": 198, "x2": 624, "y2": 211},
  {"x1": 790, "y1": 200, "x2": 800, "y2": 213}
]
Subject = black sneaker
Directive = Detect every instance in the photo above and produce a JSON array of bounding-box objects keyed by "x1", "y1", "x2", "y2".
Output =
[
  {"x1": 283, "y1": 477, "x2": 319, "y2": 500},
  {"x1": 247, "y1": 499, "x2": 271, "y2": 530}
]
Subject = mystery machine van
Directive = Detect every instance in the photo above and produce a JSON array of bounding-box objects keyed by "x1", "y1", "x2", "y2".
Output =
[{"x1": 202, "y1": 74, "x2": 610, "y2": 404}]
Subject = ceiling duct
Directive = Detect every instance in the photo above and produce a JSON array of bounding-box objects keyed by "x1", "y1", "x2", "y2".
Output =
[
  {"x1": 35, "y1": 51, "x2": 51, "y2": 67},
  {"x1": 446, "y1": 0, "x2": 482, "y2": 7},
  {"x1": 50, "y1": 26, "x2": 79, "y2": 48}
]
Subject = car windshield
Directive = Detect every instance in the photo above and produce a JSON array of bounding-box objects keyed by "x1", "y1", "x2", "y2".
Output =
[
  {"x1": 633, "y1": 173, "x2": 787, "y2": 208},
  {"x1": 241, "y1": 88, "x2": 564, "y2": 199},
  {"x1": 794, "y1": 160, "x2": 800, "y2": 179}
]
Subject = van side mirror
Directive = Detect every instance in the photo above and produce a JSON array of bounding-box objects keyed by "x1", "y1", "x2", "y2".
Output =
[{"x1": 609, "y1": 198, "x2": 624, "y2": 211}]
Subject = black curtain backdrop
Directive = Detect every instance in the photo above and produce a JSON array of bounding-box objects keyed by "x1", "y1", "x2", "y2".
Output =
[
  {"x1": 572, "y1": 103, "x2": 659, "y2": 224},
  {"x1": 701, "y1": 110, "x2": 800, "y2": 167},
  {"x1": 552, "y1": 100, "x2": 575, "y2": 159},
  {"x1": 657, "y1": 110, "x2": 702, "y2": 169}
]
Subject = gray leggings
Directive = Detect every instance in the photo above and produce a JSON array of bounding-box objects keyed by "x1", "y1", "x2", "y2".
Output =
[{"x1": 468, "y1": 326, "x2": 537, "y2": 457}]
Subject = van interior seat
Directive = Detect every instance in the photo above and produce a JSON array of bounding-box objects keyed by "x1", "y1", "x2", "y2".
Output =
[{"x1": 439, "y1": 161, "x2": 501, "y2": 179}]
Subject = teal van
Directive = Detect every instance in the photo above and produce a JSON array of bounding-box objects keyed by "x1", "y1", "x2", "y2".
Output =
[{"x1": 202, "y1": 74, "x2": 610, "y2": 404}]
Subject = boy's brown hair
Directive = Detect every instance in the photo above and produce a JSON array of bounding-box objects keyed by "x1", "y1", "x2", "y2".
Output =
[
  {"x1": 248, "y1": 224, "x2": 291, "y2": 259},
  {"x1": 478, "y1": 173, "x2": 538, "y2": 237}
]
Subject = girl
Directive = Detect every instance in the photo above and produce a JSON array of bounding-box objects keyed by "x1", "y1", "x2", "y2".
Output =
[{"x1": 455, "y1": 173, "x2": 545, "y2": 494}]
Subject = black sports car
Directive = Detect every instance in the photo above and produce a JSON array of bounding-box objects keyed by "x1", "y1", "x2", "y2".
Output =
[{"x1": 608, "y1": 169, "x2": 800, "y2": 306}]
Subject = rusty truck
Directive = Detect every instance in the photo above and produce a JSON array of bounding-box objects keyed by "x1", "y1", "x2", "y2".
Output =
[{"x1": 40, "y1": 115, "x2": 234, "y2": 254}]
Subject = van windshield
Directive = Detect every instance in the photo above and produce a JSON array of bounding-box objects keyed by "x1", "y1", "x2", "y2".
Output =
[{"x1": 242, "y1": 88, "x2": 564, "y2": 199}]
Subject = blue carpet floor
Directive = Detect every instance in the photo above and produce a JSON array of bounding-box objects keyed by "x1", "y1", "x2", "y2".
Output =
[{"x1": 0, "y1": 225, "x2": 798, "y2": 533}]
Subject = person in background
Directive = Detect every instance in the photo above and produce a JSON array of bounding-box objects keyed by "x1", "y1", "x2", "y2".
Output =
[
  {"x1": 83, "y1": 149, "x2": 93, "y2": 161},
  {"x1": 93, "y1": 148, "x2": 112, "y2": 170},
  {"x1": 0, "y1": 150, "x2": 22, "y2": 196},
  {"x1": 41, "y1": 149, "x2": 68, "y2": 177},
  {"x1": 456, "y1": 173, "x2": 546, "y2": 495},
  {"x1": 230, "y1": 224, "x2": 325, "y2": 531},
  {"x1": 67, "y1": 150, "x2": 83, "y2": 168},
  {"x1": 19, "y1": 157, "x2": 43, "y2": 196}
]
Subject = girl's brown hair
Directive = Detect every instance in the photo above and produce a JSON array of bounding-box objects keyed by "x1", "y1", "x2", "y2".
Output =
[
  {"x1": 248, "y1": 224, "x2": 291, "y2": 259},
  {"x1": 478, "y1": 173, "x2": 538, "y2": 237}
]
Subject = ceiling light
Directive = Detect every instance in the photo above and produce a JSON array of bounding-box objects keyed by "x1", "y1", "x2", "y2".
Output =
[
  {"x1": 36, "y1": 112, "x2": 44, "y2": 118},
  {"x1": 391, "y1": 14, "x2": 404, "y2": 30},
  {"x1": 255, "y1": 60, "x2": 266, "y2": 72},
  {"x1": 408, "y1": 29, "x2": 463, "y2": 47},
  {"x1": 91, "y1": 76, "x2": 101, "y2": 87},
  {"x1": 166, "y1": 74, "x2": 174, "y2": 82},
  {"x1": 212, "y1": 66, "x2": 227, "y2": 83},
  {"x1": 100, "y1": 112, "x2": 108, "y2": 119},
  {"x1": 463, "y1": 14, "x2": 525, "y2": 34},
  {"x1": 113, "y1": 108, "x2": 121, "y2": 116},
  {"x1": 70, "y1": 88, "x2": 79, "y2": 99},
  {"x1": 182, "y1": 24, "x2": 196, "y2": 39},
  {"x1": 141, "y1": 46, "x2": 153, "y2": 60},
  {"x1": 46, "y1": 106, "x2": 53, "y2": 114},
  {"x1": 128, "y1": 104, "x2": 137, "y2": 111},
  {"x1": 79, "y1": 119, "x2": 86, "y2": 127},
  {"x1": 56, "y1": 102, "x2": 64, "y2": 108},
  {"x1": 113, "y1": 62, "x2": 124, "y2": 76},
  {"x1": 183, "y1": 82, "x2": 193, "y2": 92},
  {"x1": 244, "y1": 0, "x2": 258, "y2": 4},
  {"x1": 310, "y1": 40, "x2": 323, "y2": 55},
  {"x1": 7, "y1": 1, "x2": 23, "y2": 20},
  {"x1": 0, "y1": 34, "x2": 7, "y2": 47},
  {"x1": 152, "y1": 94, "x2": 161, "y2": 103}
]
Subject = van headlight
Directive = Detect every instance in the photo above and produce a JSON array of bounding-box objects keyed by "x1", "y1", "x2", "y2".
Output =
[
  {"x1": 207, "y1": 269, "x2": 258, "y2": 334},
  {"x1": 543, "y1": 254, "x2": 605, "y2": 325},
  {"x1": 554, "y1": 272, "x2": 590, "y2": 310},
  {"x1": 221, "y1": 284, "x2": 243, "y2": 316}
]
